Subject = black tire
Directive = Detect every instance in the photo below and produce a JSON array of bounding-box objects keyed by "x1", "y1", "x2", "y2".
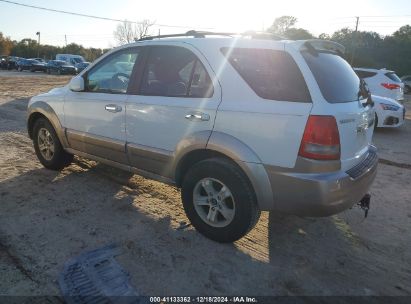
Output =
[
  {"x1": 181, "y1": 158, "x2": 261, "y2": 243},
  {"x1": 405, "y1": 85, "x2": 411, "y2": 94},
  {"x1": 33, "y1": 118, "x2": 73, "y2": 170}
]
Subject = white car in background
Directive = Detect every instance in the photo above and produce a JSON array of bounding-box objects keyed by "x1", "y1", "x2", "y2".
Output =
[
  {"x1": 372, "y1": 95, "x2": 405, "y2": 128},
  {"x1": 354, "y1": 68, "x2": 404, "y2": 101}
]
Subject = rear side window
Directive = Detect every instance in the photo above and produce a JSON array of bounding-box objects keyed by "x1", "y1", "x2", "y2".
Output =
[
  {"x1": 221, "y1": 48, "x2": 311, "y2": 102},
  {"x1": 140, "y1": 46, "x2": 213, "y2": 98},
  {"x1": 355, "y1": 70, "x2": 377, "y2": 79},
  {"x1": 385, "y1": 72, "x2": 402, "y2": 83},
  {"x1": 302, "y1": 51, "x2": 364, "y2": 103}
]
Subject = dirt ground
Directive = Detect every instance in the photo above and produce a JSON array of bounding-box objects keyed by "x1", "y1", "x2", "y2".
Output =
[{"x1": 0, "y1": 72, "x2": 410, "y2": 297}]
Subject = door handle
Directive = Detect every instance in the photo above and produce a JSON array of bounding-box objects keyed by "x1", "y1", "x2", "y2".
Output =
[
  {"x1": 185, "y1": 112, "x2": 210, "y2": 121},
  {"x1": 105, "y1": 104, "x2": 122, "y2": 113}
]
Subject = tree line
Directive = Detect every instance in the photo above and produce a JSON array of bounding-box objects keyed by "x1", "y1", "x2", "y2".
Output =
[
  {"x1": 0, "y1": 33, "x2": 110, "y2": 62},
  {"x1": 1, "y1": 16, "x2": 411, "y2": 75},
  {"x1": 267, "y1": 16, "x2": 411, "y2": 76}
]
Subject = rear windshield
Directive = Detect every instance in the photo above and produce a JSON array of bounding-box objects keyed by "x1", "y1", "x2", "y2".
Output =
[
  {"x1": 355, "y1": 70, "x2": 377, "y2": 79},
  {"x1": 385, "y1": 72, "x2": 402, "y2": 83},
  {"x1": 221, "y1": 48, "x2": 311, "y2": 102},
  {"x1": 302, "y1": 51, "x2": 366, "y2": 103}
]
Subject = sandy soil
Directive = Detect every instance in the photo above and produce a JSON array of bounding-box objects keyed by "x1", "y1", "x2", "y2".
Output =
[{"x1": 0, "y1": 73, "x2": 410, "y2": 297}]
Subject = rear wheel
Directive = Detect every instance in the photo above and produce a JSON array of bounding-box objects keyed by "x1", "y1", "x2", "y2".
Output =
[
  {"x1": 33, "y1": 118, "x2": 73, "y2": 170},
  {"x1": 405, "y1": 85, "x2": 411, "y2": 94},
  {"x1": 181, "y1": 158, "x2": 260, "y2": 243}
]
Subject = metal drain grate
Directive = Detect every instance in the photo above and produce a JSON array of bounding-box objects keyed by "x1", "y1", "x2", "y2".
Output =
[{"x1": 59, "y1": 244, "x2": 144, "y2": 304}]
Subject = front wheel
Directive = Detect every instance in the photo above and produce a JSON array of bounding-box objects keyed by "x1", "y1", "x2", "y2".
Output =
[
  {"x1": 181, "y1": 158, "x2": 260, "y2": 243},
  {"x1": 405, "y1": 85, "x2": 411, "y2": 94},
  {"x1": 33, "y1": 118, "x2": 73, "y2": 170}
]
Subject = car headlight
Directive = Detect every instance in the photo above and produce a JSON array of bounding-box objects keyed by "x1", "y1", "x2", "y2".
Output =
[{"x1": 379, "y1": 103, "x2": 400, "y2": 111}]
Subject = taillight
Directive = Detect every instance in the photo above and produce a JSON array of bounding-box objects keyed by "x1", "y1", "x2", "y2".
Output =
[
  {"x1": 298, "y1": 115, "x2": 340, "y2": 160},
  {"x1": 381, "y1": 83, "x2": 400, "y2": 90}
]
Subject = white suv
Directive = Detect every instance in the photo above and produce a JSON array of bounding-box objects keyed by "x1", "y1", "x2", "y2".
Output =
[
  {"x1": 27, "y1": 33, "x2": 378, "y2": 242},
  {"x1": 354, "y1": 68, "x2": 404, "y2": 101}
]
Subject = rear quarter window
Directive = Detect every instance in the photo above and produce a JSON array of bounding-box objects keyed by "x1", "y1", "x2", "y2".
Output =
[
  {"x1": 302, "y1": 51, "x2": 363, "y2": 103},
  {"x1": 221, "y1": 48, "x2": 311, "y2": 102}
]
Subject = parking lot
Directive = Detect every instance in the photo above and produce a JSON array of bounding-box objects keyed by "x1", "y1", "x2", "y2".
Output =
[{"x1": 0, "y1": 72, "x2": 410, "y2": 297}]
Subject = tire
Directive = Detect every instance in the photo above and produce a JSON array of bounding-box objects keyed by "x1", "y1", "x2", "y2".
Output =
[
  {"x1": 33, "y1": 118, "x2": 73, "y2": 170},
  {"x1": 405, "y1": 85, "x2": 411, "y2": 94},
  {"x1": 181, "y1": 158, "x2": 260, "y2": 243}
]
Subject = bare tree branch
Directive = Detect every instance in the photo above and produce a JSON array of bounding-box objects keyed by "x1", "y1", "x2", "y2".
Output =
[{"x1": 113, "y1": 20, "x2": 155, "y2": 45}]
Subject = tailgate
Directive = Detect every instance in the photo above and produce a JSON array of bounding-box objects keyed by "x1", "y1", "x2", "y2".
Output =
[{"x1": 332, "y1": 101, "x2": 374, "y2": 171}]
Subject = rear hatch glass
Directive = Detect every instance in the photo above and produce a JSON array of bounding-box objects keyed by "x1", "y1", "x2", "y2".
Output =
[
  {"x1": 302, "y1": 49, "x2": 374, "y2": 171},
  {"x1": 385, "y1": 72, "x2": 402, "y2": 83},
  {"x1": 302, "y1": 51, "x2": 368, "y2": 102}
]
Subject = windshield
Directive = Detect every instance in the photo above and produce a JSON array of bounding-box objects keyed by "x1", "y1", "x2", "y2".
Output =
[
  {"x1": 71, "y1": 58, "x2": 83, "y2": 64},
  {"x1": 302, "y1": 51, "x2": 368, "y2": 103}
]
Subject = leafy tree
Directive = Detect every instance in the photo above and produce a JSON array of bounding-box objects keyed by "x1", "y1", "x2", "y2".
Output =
[
  {"x1": 284, "y1": 28, "x2": 314, "y2": 40},
  {"x1": 319, "y1": 33, "x2": 331, "y2": 40},
  {"x1": 0, "y1": 32, "x2": 14, "y2": 55},
  {"x1": 268, "y1": 16, "x2": 297, "y2": 35},
  {"x1": 268, "y1": 16, "x2": 314, "y2": 40}
]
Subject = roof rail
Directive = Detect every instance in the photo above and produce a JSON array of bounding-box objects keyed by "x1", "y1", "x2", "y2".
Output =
[
  {"x1": 137, "y1": 30, "x2": 288, "y2": 42},
  {"x1": 138, "y1": 30, "x2": 235, "y2": 41}
]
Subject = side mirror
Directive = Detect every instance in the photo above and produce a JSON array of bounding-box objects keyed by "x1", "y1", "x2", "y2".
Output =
[{"x1": 69, "y1": 76, "x2": 85, "y2": 92}]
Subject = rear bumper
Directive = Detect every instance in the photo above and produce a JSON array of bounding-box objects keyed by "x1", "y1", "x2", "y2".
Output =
[
  {"x1": 378, "y1": 108, "x2": 405, "y2": 127},
  {"x1": 265, "y1": 146, "x2": 378, "y2": 217}
]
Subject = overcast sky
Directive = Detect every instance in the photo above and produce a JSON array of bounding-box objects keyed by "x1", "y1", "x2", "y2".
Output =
[{"x1": 1, "y1": 0, "x2": 410, "y2": 48}]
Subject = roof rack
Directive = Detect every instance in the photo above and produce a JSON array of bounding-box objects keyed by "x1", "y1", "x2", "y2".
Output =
[
  {"x1": 137, "y1": 30, "x2": 286, "y2": 41},
  {"x1": 138, "y1": 30, "x2": 235, "y2": 41}
]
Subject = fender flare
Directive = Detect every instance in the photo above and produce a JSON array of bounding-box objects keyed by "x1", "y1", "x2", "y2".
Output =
[
  {"x1": 173, "y1": 131, "x2": 275, "y2": 211},
  {"x1": 27, "y1": 101, "x2": 69, "y2": 148}
]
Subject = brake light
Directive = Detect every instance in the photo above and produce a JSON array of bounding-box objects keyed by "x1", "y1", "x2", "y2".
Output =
[
  {"x1": 298, "y1": 115, "x2": 340, "y2": 160},
  {"x1": 381, "y1": 83, "x2": 400, "y2": 90}
]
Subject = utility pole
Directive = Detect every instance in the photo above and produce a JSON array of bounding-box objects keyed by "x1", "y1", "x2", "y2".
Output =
[
  {"x1": 350, "y1": 17, "x2": 359, "y2": 65},
  {"x1": 36, "y1": 31, "x2": 40, "y2": 58},
  {"x1": 65, "y1": 34, "x2": 67, "y2": 46}
]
